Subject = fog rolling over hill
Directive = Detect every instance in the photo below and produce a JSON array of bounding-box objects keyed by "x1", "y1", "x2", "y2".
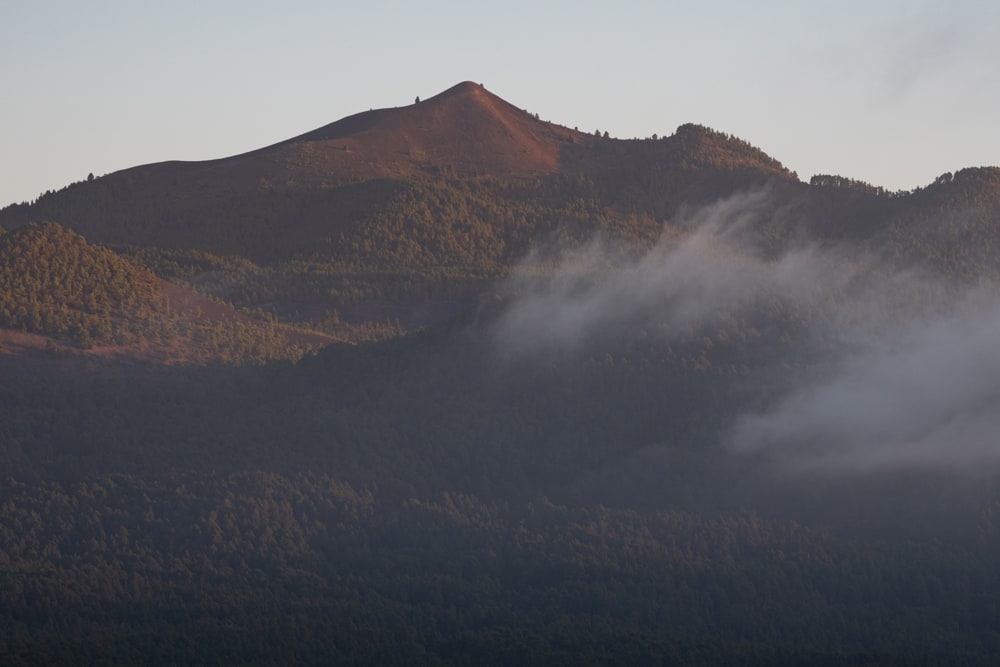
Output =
[
  {"x1": 494, "y1": 185, "x2": 1000, "y2": 475},
  {"x1": 2, "y1": 82, "x2": 1000, "y2": 664},
  {"x1": 731, "y1": 299, "x2": 1000, "y2": 473}
]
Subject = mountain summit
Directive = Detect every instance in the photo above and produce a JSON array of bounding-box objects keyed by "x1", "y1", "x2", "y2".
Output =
[{"x1": 271, "y1": 80, "x2": 574, "y2": 179}]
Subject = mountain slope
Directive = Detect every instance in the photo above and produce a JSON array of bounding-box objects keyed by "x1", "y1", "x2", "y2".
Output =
[{"x1": 0, "y1": 222, "x2": 332, "y2": 363}]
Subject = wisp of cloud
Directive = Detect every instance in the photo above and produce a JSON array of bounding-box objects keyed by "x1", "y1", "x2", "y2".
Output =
[
  {"x1": 492, "y1": 186, "x2": 1000, "y2": 475},
  {"x1": 492, "y1": 188, "x2": 837, "y2": 356},
  {"x1": 729, "y1": 292, "x2": 1000, "y2": 474}
]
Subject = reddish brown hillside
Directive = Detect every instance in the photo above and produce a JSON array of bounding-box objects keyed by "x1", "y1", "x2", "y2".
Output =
[
  {"x1": 226, "y1": 81, "x2": 587, "y2": 184},
  {"x1": 192, "y1": 81, "x2": 791, "y2": 188}
]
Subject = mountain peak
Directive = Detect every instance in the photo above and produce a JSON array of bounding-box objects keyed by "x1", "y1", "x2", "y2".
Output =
[
  {"x1": 270, "y1": 79, "x2": 567, "y2": 180},
  {"x1": 430, "y1": 80, "x2": 488, "y2": 99}
]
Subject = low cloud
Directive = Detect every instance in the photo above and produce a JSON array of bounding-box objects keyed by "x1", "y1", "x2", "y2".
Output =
[
  {"x1": 492, "y1": 188, "x2": 838, "y2": 356},
  {"x1": 492, "y1": 186, "x2": 1000, "y2": 475},
  {"x1": 729, "y1": 293, "x2": 1000, "y2": 474}
]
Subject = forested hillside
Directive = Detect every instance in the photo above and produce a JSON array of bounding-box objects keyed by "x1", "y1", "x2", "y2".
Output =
[
  {"x1": 3, "y1": 310, "x2": 1000, "y2": 664},
  {"x1": 0, "y1": 222, "x2": 330, "y2": 363},
  {"x1": 0, "y1": 222, "x2": 158, "y2": 348},
  {"x1": 2, "y1": 82, "x2": 1000, "y2": 664}
]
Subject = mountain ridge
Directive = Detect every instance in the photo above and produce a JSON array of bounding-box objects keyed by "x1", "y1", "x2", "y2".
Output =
[
  {"x1": 1, "y1": 82, "x2": 997, "y2": 351},
  {"x1": 1, "y1": 80, "x2": 794, "y2": 210},
  {"x1": 0, "y1": 81, "x2": 799, "y2": 275}
]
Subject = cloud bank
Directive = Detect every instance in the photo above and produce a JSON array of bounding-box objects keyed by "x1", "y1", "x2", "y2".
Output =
[
  {"x1": 493, "y1": 188, "x2": 840, "y2": 355},
  {"x1": 492, "y1": 187, "x2": 1000, "y2": 474},
  {"x1": 729, "y1": 293, "x2": 1000, "y2": 474}
]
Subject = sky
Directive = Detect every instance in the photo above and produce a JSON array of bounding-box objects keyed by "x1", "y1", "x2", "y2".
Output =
[{"x1": 2, "y1": 1, "x2": 998, "y2": 207}]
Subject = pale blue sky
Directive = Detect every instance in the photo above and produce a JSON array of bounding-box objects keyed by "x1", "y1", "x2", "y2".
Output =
[{"x1": 2, "y1": 1, "x2": 998, "y2": 207}]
